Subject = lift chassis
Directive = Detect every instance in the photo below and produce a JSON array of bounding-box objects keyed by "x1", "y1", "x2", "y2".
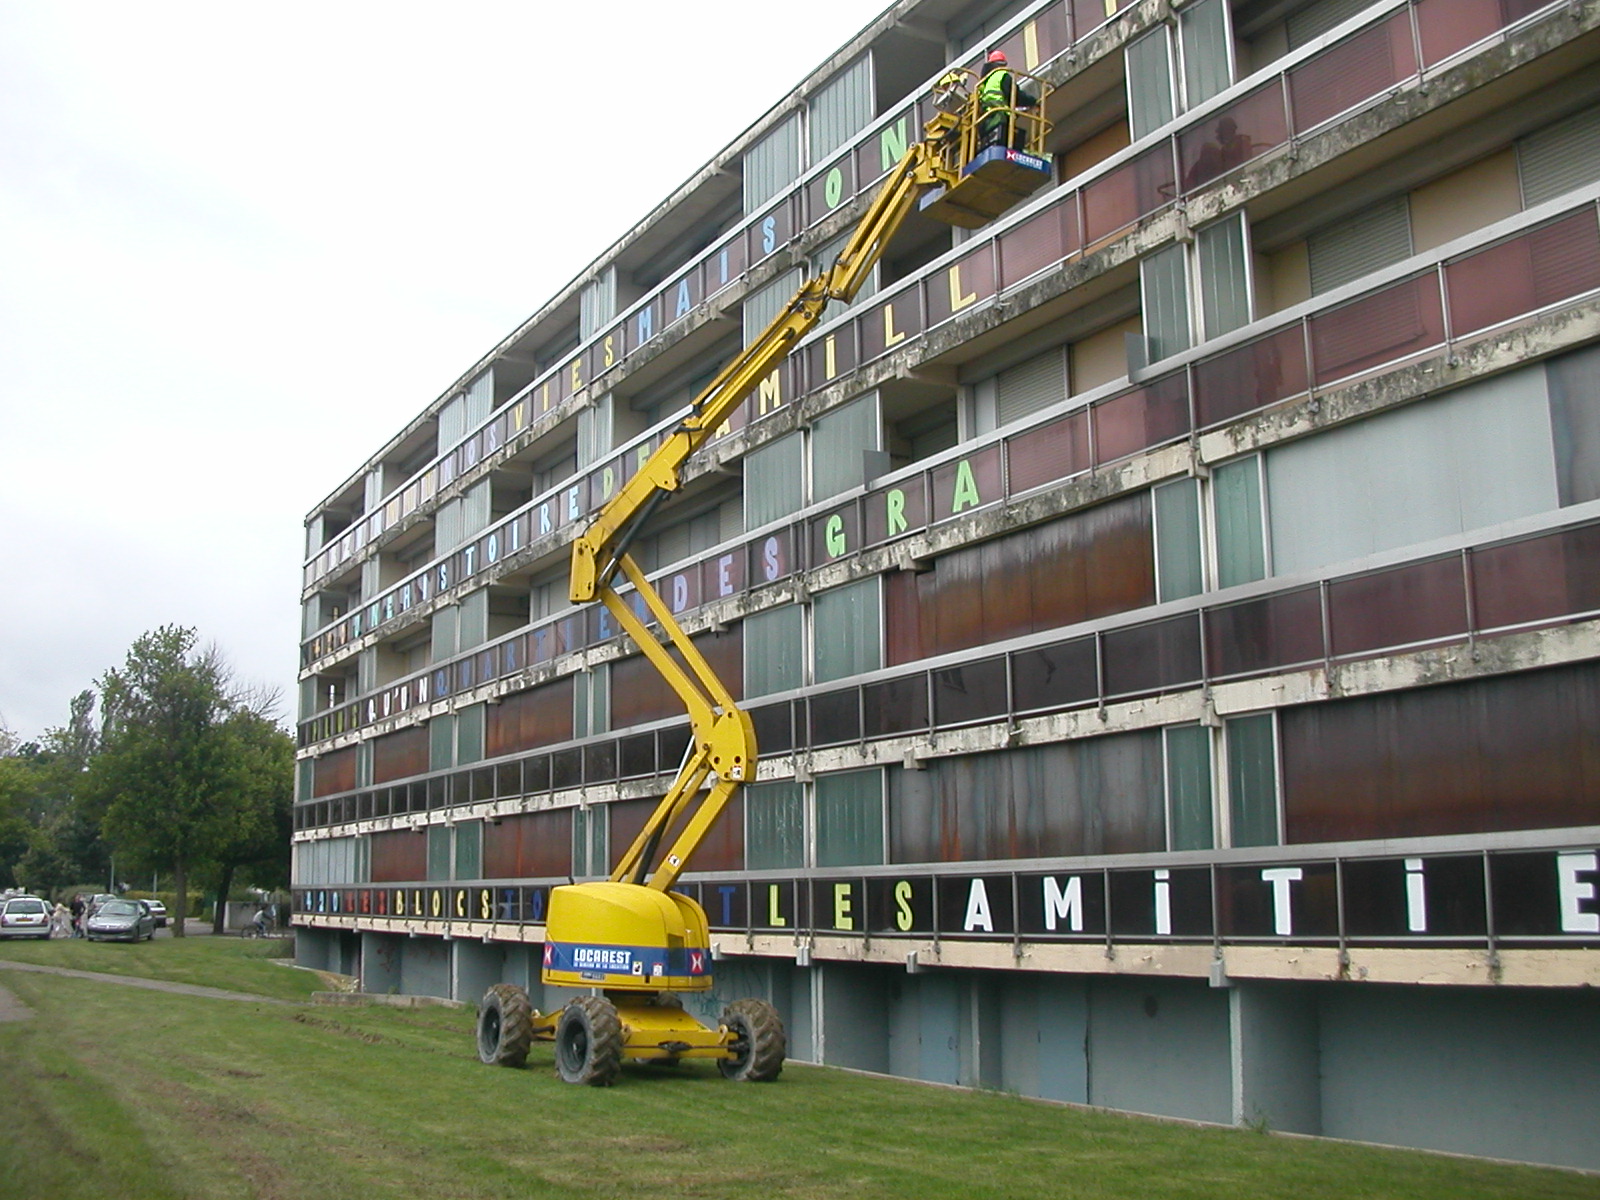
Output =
[{"x1": 475, "y1": 68, "x2": 1052, "y2": 1085}]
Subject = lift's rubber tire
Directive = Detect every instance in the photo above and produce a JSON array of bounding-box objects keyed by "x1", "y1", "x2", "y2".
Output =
[
  {"x1": 718, "y1": 998, "x2": 786, "y2": 1082},
  {"x1": 554, "y1": 995, "x2": 623, "y2": 1086},
  {"x1": 477, "y1": 983, "x2": 534, "y2": 1068}
]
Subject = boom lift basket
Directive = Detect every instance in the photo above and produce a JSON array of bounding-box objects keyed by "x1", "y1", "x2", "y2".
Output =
[{"x1": 919, "y1": 66, "x2": 1054, "y2": 228}]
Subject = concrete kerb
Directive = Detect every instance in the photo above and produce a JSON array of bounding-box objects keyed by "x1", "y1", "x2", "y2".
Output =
[
  {"x1": 0, "y1": 956, "x2": 465, "y2": 1013},
  {"x1": 0, "y1": 959, "x2": 296, "y2": 1005},
  {"x1": 311, "y1": 990, "x2": 467, "y2": 1010}
]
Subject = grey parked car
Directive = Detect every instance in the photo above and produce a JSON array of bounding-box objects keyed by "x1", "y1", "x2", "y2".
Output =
[{"x1": 86, "y1": 898, "x2": 156, "y2": 942}]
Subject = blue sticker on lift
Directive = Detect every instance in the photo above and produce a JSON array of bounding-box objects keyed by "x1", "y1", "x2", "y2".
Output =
[
  {"x1": 961, "y1": 145, "x2": 1050, "y2": 178},
  {"x1": 545, "y1": 942, "x2": 708, "y2": 977}
]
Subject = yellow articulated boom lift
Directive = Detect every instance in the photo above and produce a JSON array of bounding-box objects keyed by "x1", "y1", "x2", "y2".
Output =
[{"x1": 475, "y1": 67, "x2": 1052, "y2": 1086}]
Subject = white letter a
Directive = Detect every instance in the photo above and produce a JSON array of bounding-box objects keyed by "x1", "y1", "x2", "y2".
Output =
[{"x1": 964, "y1": 879, "x2": 994, "y2": 932}]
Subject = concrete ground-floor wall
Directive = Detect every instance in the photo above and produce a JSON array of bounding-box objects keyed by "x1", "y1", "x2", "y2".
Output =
[
  {"x1": 296, "y1": 930, "x2": 1600, "y2": 1170},
  {"x1": 294, "y1": 926, "x2": 360, "y2": 978},
  {"x1": 1318, "y1": 984, "x2": 1600, "y2": 1168}
]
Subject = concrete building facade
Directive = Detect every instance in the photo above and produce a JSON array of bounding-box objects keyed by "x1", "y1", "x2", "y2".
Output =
[{"x1": 294, "y1": 0, "x2": 1600, "y2": 1169}]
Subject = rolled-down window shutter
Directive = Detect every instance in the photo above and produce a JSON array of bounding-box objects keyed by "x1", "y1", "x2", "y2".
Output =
[
  {"x1": 997, "y1": 348, "x2": 1067, "y2": 427},
  {"x1": 744, "y1": 113, "x2": 801, "y2": 213},
  {"x1": 809, "y1": 55, "x2": 872, "y2": 162},
  {"x1": 1519, "y1": 105, "x2": 1600, "y2": 208},
  {"x1": 1285, "y1": 0, "x2": 1373, "y2": 51},
  {"x1": 1306, "y1": 194, "x2": 1411, "y2": 295}
]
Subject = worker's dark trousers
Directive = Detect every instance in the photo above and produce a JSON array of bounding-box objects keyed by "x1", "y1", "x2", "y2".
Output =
[{"x1": 979, "y1": 117, "x2": 1025, "y2": 151}]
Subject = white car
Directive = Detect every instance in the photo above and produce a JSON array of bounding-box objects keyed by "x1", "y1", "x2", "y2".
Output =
[
  {"x1": 0, "y1": 896, "x2": 52, "y2": 939},
  {"x1": 142, "y1": 898, "x2": 169, "y2": 927}
]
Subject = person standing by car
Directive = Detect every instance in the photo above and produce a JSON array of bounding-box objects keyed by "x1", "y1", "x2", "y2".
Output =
[
  {"x1": 50, "y1": 901, "x2": 70, "y2": 938},
  {"x1": 69, "y1": 894, "x2": 85, "y2": 938}
]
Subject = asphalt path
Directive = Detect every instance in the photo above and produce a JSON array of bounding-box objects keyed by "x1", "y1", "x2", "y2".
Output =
[
  {"x1": 0, "y1": 959, "x2": 295, "y2": 1005},
  {"x1": 0, "y1": 919, "x2": 296, "y2": 1015}
]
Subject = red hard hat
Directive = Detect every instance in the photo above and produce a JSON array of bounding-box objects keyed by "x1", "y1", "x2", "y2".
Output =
[{"x1": 986, "y1": 50, "x2": 1007, "y2": 65}]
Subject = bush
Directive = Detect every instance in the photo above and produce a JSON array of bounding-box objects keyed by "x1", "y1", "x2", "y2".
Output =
[{"x1": 255, "y1": 931, "x2": 296, "y2": 958}]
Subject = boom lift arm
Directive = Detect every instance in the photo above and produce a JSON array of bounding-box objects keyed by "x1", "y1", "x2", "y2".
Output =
[
  {"x1": 473, "y1": 71, "x2": 1051, "y2": 1086},
  {"x1": 567, "y1": 130, "x2": 967, "y2": 896}
]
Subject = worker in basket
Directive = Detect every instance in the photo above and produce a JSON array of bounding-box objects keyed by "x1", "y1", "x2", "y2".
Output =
[{"x1": 977, "y1": 50, "x2": 1038, "y2": 153}]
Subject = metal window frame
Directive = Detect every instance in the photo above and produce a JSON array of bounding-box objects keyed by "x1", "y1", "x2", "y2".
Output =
[
  {"x1": 1176, "y1": 0, "x2": 1237, "y2": 112},
  {"x1": 1195, "y1": 209, "x2": 1255, "y2": 341},
  {"x1": 1153, "y1": 474, "x2": 1206, "y2": 603},
  {"x1": 1126, "y1": 22, "x2": 1178, "y2": 142},
  {"x1": 1161, "y1": 722, "x2": 1218, "y2": 853},
  {"x1": 1220, "y1": 709, "x2": 1282, "y2": 850},
  {"x1": 1139, "y1": 240, "x2": 1195, "y2": 365},
  {"x1": 811, "y1": 765, "x2": 888, "y2": 870}
]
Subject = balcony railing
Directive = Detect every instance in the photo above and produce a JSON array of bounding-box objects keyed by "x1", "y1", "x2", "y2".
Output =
[
  {"x1": 291, "y1": 836, "x2": 1600, "y2": 956},
  {"x1": 299, "y1": 187, "x2": 1600, "y2": 749},
  {"x1": 297, "y1": 495, "x2": 1600, "y2": 832}
]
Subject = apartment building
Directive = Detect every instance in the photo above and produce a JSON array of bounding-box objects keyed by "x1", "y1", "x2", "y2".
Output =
[{"x1": 293, "y1": 0, "x2": 1600, "y2": 1168}]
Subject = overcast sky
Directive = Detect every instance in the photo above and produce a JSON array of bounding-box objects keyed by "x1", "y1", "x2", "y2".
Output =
[{"x1": 0, "y1": 0, "x2": 888, "y2": 742}]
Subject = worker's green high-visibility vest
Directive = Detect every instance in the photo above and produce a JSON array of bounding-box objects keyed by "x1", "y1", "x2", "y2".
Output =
[{"x1": 979, "y1": 69, "x2": 1011, "y2": 115}]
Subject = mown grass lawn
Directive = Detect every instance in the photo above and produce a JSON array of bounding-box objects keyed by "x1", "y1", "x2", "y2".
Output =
[{"x1": 0, "y1": 938, "x2": 1594, "y2": 1200}]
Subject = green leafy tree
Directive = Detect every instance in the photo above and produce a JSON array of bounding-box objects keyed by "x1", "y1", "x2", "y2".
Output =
[
  {"x1": 203, "y1": 708, "x2": 294, "y2": 933},
  {"x1": 15, "y1": 835, "x2": 76, "y2": 896},
  {"x1": 39, "y1": 796, "x2": 112, "y2": 889},
  {"x1": 84, "y1": 626, "x2": 286, "y2": 936},
  {"x1": 10, "y1": 692, "x2": 109, "y2": 894},
  {"x1": 0, "y1": 756, "x2": 35, "y2": 889}
]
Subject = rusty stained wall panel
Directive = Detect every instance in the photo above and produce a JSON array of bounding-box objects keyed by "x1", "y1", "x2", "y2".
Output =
[
  {"x1": 609, "y1": 626, "x2": 744, "y2": 731},
  {"x1": 370, "y1": 828, "x2": 427, "y2": 883},
  {"x1": 606, "y1": 796, "x2": 658, "y2": 874},
  {"x1": 485, "y1": 676, "x2": 574, "y2": 758},
  {"x1": 1282, "y1": 660, "x2": 1600, "y2": 843},
  {"x1": 888, "y1": 732, "x2": 1165, "y2": 864},
  {"x1": 372, "y1": 725, "x2": 429, "y2": 784},
  {"x1": 1472, "y1": 522, "x2": 1600, "y2": 630},
  {"x1": 886, "y1": 492, "x2": 1154, "y2": 665},
  {"x1": 1325, "y1": 555, "x2": 1468, "y2": 659},
  {"x1": 312, "y1": 746, "x2": 358, "y2": 798},
  {"x1": 482, "y1": 809, "x2": 572, "y2": 879},
  {"x1": 605, "y1": 788, "x2": 746, "y2": 877}
]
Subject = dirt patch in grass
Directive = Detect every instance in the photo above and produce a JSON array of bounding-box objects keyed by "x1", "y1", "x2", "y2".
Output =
[
  {"x1": 291, "y1": 1011, "x2": 392, "y2": 1043},
  {"x1": 0, "y1": 980, "x2": 34, "y2": 1021}
]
